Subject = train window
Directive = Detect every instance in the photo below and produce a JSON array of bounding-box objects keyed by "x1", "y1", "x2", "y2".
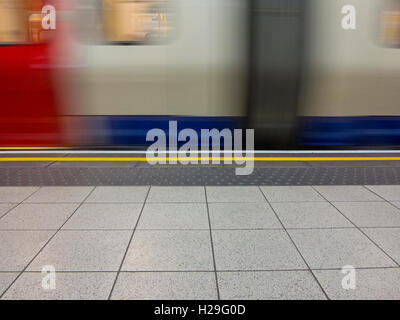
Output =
[
  {"x1": 380, "y1": 0, "x2": 400, "y2": 47},
  {"x1": 0, "y1": 0, "x2": 55, "y2": 44},
  {"x1": 101, "y1": 0, "x2": 173, "y2": 44}
]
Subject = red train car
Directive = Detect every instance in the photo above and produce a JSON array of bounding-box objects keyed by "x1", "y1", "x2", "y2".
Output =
[{"x1": 0, "y1": 0, "x2": 62, "y2": 147}]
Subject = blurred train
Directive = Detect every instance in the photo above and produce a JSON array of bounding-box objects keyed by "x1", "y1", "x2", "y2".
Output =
[{"x1": 1, "y1": 0, "x2": 400, "y2": 149}]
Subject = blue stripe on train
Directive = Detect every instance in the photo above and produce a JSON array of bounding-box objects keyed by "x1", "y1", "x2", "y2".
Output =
[
  {"x1": 299, "y1": 116, "x2": 400, "y2": 146},
  {"x1": 89, "y1": 115, "x2": 400, "y2": 147},
  {"x1": 106, "y1": 116, "x2": 243, "y2": 146}
]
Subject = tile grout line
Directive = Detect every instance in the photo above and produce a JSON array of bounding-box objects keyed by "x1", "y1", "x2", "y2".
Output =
[
  {"x1": 204, "y1": 186, "x2": 221, "y2": 300},
  {"x1": 0, "y1": 187, "x2": 42, "y2": 221},
  {"x1": 107, "y1": 186, "x2": 152, "y2": 300},
  {"x1": 0, "y1": 186, "x2": 97, "y2": 299},
  {"x1": 258, "y1": 186, "x2": 330, "y2": 300},
  {"x1": 45, "y1": 153, "x2": 69, "y2": 168},
  {"x1": 389, "y1": 201, "x2": 400, "y2": 211},
  {"x1": 363, "y1": 185, "x2": 400, "y2": 215},
  {"x1": 311, "y1": 186, "x2": 400, "y2": 268}
]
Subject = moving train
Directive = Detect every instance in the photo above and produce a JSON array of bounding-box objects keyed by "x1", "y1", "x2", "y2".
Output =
[{"x1": 0, "y1": 0, "x2": 400, "y2": 148}]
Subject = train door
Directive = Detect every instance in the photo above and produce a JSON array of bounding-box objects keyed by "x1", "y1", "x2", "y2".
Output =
[
  {"x1": 247, "y1": 0, "x2": 305, "y2": 148},
  {"x1": 0, "y1": 0, "x2": 62, "y2": 147},
  {"x1": 75, "y1": 0, "x2": 170, "y2": 145}
]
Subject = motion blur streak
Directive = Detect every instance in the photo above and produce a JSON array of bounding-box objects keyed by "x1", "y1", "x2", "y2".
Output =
[{"x1": 1, "y1": 0, "x2": 400, "y2": 149}]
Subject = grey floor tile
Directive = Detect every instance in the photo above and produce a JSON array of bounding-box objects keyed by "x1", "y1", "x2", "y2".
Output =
[
  {"x1": 111, "y1": 272, "x2": 217, "y2": 300},
  {"x1": 25, "y1": 187, "x2": 94, "y2": 203},
  {"x1": 0, "y1": 203, "x2": 17, "y2": 218},
  {"x1": 208, "y1": 203, "x2": 282, "y2": 229},
  {"x1": 260, "y1": 186, "x2": 324, "y2": 202},
  {"x1": 212, "y1": 230, "x2": 306, "y2": 271},
  {"x1": 271, "y1": 202, "x2": 352, "y2": 229},
  {"x1": 313, "y1": 186, "x2": 382, "y2": 202},
  {"x1": 288, "y1": 229, "x2": 396, "y2": 269},
  {"x1": 27, "y1": 230, "x2": 131, "y2": 271},
  {"x1": 365, "y1": 185, "x2": 400, "y2": 201},
  {"x1": 0, "y1": 187, "x2": 39, "y2": 203},
  {"x1": 206, "y1": 187, "x2": 265, "y2": 203},
  {"x1": 138, "y1": 203, "x2": 209, "y2": 229},
  {"x1": 122, "y1": 230, "x2": 214, "y2": 271},
  {"x1": 218, "y1": 271, "x2": 326, "y2": 300},
  {"x1": 0, "y1": 273, "x2": 18, "y2": 296},
  {"x1": 2, "y1": 272, "x2": 116, "y2": 300},
  {"x1": 362, "y1": 228, "x2": 400, "y2": 265},
  {"x1": 85, "y1": 186, "x2": 149, "y2": 203},
  {"x1": 147, "y1": 187, "x2": 205, "y2": 203},
  {"x1": 0, "y1": 204, "x2": 79, "y2": 230},
  {"x1": 333, "y1": 202, "x2": 400, "y2": 227},
  {"x1": 63, "y1": 203, "x2": 142, "y2": 230},
  {"x1": 314, "y1": 268, "x2": 400, "y2": 300},
  {"x1": 0, "y1": 231, "x2": 54, "y2": 271}
]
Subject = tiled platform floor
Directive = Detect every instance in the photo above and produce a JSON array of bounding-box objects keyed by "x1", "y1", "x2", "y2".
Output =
[{"x1": 0, "y1": 185, "x2": 400, "y2": 299}]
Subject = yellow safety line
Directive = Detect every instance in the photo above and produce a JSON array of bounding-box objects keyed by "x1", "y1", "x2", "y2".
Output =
[{"x1": 1, "y1": 157, "x2": 400, "y2": 162}]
